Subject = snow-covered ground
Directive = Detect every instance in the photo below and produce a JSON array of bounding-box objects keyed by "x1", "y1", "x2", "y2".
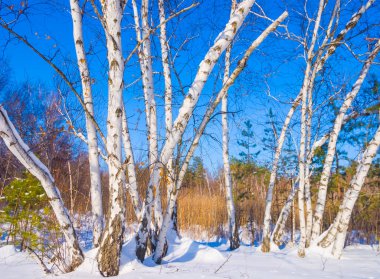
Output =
[{"x1": 1, "y1": 233, "x2": 379, "y2": 279}]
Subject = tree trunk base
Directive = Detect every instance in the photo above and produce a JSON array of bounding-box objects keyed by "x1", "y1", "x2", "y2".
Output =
[
  {"x1": 261, "y1": 236, "x2": 270, "y2": 252},
  {"x1": 230, "y1": 225, "x2": 240, "y2": 250},
  {"x1": 298, "y1": 248, "x2": 305, "y2": 258},
  {"x1": 97, "y1": 215, "x2": 124, "y2": 277},
  {"x1": 153, "y1": 239, "x2": 169, "y2": 264}
]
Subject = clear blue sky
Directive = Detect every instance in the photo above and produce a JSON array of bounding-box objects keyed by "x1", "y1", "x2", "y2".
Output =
[{"x1": 1, "y1": 0, "x2": 379, "y2": 173}]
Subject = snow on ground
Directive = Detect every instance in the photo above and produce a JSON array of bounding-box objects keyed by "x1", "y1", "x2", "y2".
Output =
[{"x1": 0, "y1": 235, "x2": 379, "y2": 279}]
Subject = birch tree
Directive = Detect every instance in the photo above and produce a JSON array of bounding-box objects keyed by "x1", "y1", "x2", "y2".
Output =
[
  {"x1": 222, "y1": 0, "x2": 240, "y2": 252},
  {"x1": 311, "y1": 39, "x2": 380, "y2": 242},
  {"x1": 318, "y1": 125, "x2": 380, "y2": 257},
  {"x1": 69, "y1": 0, "x2": 104, "y2": 247},
  {"x1": 96, "y1": 1, "x2": 126, "y2": 276},
  {"x1": 131, "y1": 0, "x2": 160, "y2": 236},
  {"x1": 0, "y1": 105, "x2": 84, "y2": 272},
  {"x1": 158, "y1": 0, "x2": 176, "y2": 237}
]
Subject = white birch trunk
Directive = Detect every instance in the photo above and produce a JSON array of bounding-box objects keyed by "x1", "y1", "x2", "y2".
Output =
[
  {"x1": 311, "y1": 40, "x2": 380, "y2": 242},
  {"x1": 0, "y1": 105, "x2": 84, "y2": 272},
  {"x1": 158, "y1": 0, "x2": 175, "y2": 199},
  {"x1": 321, "y1": 126, "x2": 380, "y2": 257},
  {"x1": 97, "y1": 1, "x2": 126, "y2": 276},
  {"x1": 305, "y1": 86, "x2": 313, "y2": 247},
  {"x1": 121, "y1": 105, "x2": 142, "y2": 219},
  {"x1": 70, "y1": 0, "x2": 104, "y2": 247},
  {"x1": 222, "y1": 76, "x2": 240, "y2": 250},
  {"x1": 222, "y1": 0, "x2": 239, "y2": 251},
  {"x1": 159, "y1": 0, "x2": 176, "y2": 238},
  {"x1": 131, "y1": 0, "x2": 160, "y2": 246},
  {"x1": 152, "y1": 11, "x2": 288, "y2": 263},
  {"x1": 141, "y1": 0, "x2": 161, "y2": 232},
  {"x1": 298, "y1": 56, "x2": 315, "y2": 256}
]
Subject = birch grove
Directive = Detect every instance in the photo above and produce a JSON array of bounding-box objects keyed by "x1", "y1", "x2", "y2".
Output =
[
  {"x1": 136, "y1": 0, "x2": 257, "y2": 262},
  {"x1": 261, "y1": 0, "x2": 376, "y2": 253},
  {"x1": 152, "y1": 8, "x2": 289, "y2": 264},
  {"x1": 0, "y1": 0, "x2": 379, "y2": 277}
]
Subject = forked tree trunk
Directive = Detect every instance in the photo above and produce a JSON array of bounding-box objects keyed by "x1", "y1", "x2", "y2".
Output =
[
  {"x1": 141, "y1": 0, "x2": 161, "y2": 233},
  {"x1": 319, "y1": 125, "x2": 380, "y2": 257},
  {"x1": 311, "y1": 40, "x2": 380, "y2": 241},
  {"x1": 262, "y1": 0, "x2": 325, "y2": 253},
  {"x1": 0, "y1": 105, "x2": 84, "y2": 272},
  {"x1": 97, "y1": 1, "x2": 126, "y2": 276},
  {"x1": 136, "y1": 0, "x2": 256, "y2": 262},
  {"x1": 131, "y1": 0, "x2": 159, "y2": 257},
  {"x1": 70, "y1": 0, "x2": 104, "y2": 247}
]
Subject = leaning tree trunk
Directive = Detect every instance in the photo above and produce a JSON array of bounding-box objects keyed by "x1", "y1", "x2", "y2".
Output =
[
  {"x1": 122, "y1": 105, "x2": 142, "y2": 219},
  {"x1": 97, "y1": 1, "x2": 126, "y2": 277},
  {"x1": 319, "y1": 125, "x2": 380, "y2": 257},
  {"x1": 311, "y1": 40, "x2": 380, "y2": 242},
  {"x1": 0, "y1": 105, "x2": 83, "y2": 272},
  {"x1": 152, "y1": 11, "x2": 288, "y2": 264},
  {"x1": 272, "y1": 179, "x2": 298, "y2": 246},
  {"x1": 261, "y1": 92, "x2": 302, "y2": 252},
  {"x1": 70, "y1": 0, "x2": 103, "y2": 247}
]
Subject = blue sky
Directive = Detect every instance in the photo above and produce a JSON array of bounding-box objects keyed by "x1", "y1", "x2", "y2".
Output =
[{"x1": 1, "y1": 0, "x2": 379, "y2": 173}]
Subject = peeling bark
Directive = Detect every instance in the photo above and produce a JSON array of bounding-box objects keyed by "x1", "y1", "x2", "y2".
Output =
[{"x1": 97, "y1": 1, "x2": 126, "y2": 276}]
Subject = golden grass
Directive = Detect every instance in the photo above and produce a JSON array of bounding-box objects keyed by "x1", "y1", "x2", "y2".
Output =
[{"x1": 177, "y1": 188, "x2": 227, "y2": 238}]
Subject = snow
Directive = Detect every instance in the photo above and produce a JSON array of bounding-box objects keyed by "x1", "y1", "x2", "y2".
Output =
[
  {"x1": 0, "y1": 245, "x2": 44, "y2": 279},
  {"x1": 1, "y1": 235, "x2": 379, "y2": 279}
]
